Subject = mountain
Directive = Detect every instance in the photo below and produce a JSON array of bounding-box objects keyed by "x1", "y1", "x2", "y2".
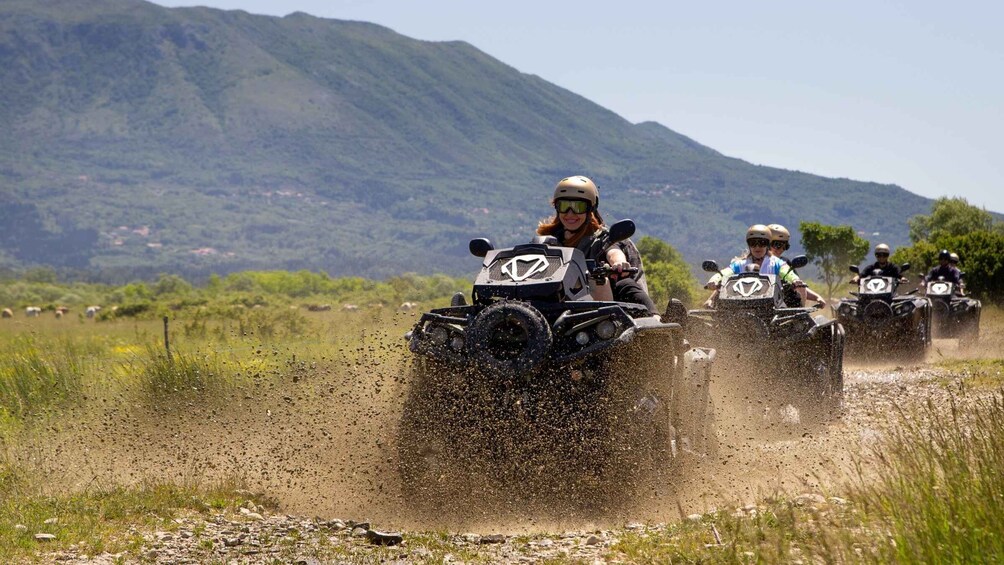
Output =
[{"x1": 0, "y1": 0, "x2": 934, "y2": 281}]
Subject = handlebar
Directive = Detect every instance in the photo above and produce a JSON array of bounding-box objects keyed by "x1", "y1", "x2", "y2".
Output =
[{"x1": 590, "y1": 264, "x2": 639, "y2": 284}]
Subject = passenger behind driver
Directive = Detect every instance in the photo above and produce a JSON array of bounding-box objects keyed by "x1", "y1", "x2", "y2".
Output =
[
  {"x1": 703, "y1": 224, "x2": 806, "y2": 308},
  {"x1": 767, "y1": 223, "x2": 825, "y2": 308},
  {"x1": 851, "y1": 243, "x2": 907, "y2": 283},
  {"x1": 949, "y1": 252, "x2": 967, "y2": 294},
  {"x1": 537, "y1": 175, "x2": 659, "y2": 314}
]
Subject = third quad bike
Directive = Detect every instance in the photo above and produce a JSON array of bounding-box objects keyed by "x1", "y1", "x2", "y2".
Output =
[
  {"x1": 925, "y1": 277, "x2": 981, "y2": 342},
  {"x1": 688, "y1": 258, "x2": 844, "y2": 429},
  {"x1": 835, "y1": 263, "x2": 932, "y2": 361},
  {"x1": 399, "y1": 220, "x2": 716, "y2": 512}
]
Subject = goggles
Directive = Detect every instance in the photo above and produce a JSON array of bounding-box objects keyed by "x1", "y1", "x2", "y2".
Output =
[
  {"x1": 875, "y1": 252, "x2": 889, "y2": 258},
  {"x1": 555, "y1": 199, "x2": 590, "y2": 214},
  {"x1": 747, "y1": 238, "x2": 770, "y2": 248},
  {"x1": 770, "y1": 241, "x2": 787, "y2": 249}
]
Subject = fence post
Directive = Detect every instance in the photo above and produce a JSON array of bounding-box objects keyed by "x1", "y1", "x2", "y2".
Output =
[{"x1": 163, "y1": 316, "x2": 172, "y2": 363}]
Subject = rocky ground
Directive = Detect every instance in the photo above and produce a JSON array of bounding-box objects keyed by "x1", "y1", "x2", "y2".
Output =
[{"x1": 29, "y1": 356, "x2": 991, "y2": 564}]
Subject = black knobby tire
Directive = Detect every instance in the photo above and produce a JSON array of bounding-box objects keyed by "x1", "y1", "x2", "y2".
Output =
[
  {"x1": 466, "y1": 301, "x2": 552, "y2": 376},
  {"x1": 801, "y1": 324, "x2": 843, "y2": 425},
  {"x1": 827, "y1": 324, "x2": 845, "y2": 415}
]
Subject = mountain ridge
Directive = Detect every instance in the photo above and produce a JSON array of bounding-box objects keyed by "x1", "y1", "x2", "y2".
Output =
[{"x1": 0, "y1": 0, "x2": 935, "y2": 281}]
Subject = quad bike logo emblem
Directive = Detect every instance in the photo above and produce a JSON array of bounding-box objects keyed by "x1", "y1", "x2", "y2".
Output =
[
  {"x1": 929, "y1": 282, "x2": 951, "y2": 295},
  {"x1": 501, "y1": 255, "x2": 550, "y2": 282},
  {"x1": 731, "y1": 278, "x2": 764, "y2": 297},
  {"x1": 865, "y1": 278, "x2": 887, "y2": 292}
]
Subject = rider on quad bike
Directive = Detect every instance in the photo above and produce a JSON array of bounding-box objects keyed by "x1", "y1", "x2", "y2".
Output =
[
  {"x1": 851, "y1": 243, "x2": 909, "y2": 284},
  {"x1": 703, "y1": 224, "x2": 806, "y2": 308},
  {"x1": 537, "y1": 175, "x2": 658, "y2": 314},
  {"x1": 767, "y1": 223, "x2": 825, "y2": 308},
  {"x1": 924, "y1": 249, "x2": 963, "y2": 293}
]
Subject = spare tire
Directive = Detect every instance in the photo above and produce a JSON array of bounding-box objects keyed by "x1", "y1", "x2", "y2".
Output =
[{"x1": 466, "y1": 301, "x2": 552, "y2": 376}]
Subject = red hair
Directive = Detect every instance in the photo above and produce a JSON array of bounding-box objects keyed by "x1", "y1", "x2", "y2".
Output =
[{"x1": 537, "y1": 210, "x2": 605, "y2": 248}]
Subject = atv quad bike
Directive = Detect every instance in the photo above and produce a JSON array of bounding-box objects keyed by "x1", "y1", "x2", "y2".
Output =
[
  {"x1": 925, "y1": 277, "x2": 980, "y2": 342},
  {"x1": 688, "y1": 257, "x2": 844, "y2": 430},
  {"x1": 836, "y1": 263, "x2": 932, "y2": 361},
  {"x1": 399, "y1": 220, "x2": 716, "y2": 512}
]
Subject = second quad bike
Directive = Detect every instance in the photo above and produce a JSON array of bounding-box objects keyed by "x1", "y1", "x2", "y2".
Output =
[
  {"x1": 398, "y1": 220, "x2": 717, "y2": 512},
  {"x1": 835, "y1": 263, "x2": 932, "y2": 361},
  {"x1": 924, "y1": 277, "x2": 981, "y2": 342},
  {"x1": 688, "y1": 257, "x2": 844, "y2": 429}
]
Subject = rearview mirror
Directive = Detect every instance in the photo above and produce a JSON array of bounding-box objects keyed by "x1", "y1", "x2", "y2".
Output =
[
  {"x1": 469, "y1": 238, "x2": 494, "y2": 257},
  {"x1": 789, "y1": 255, "x2": 808, "y2": 269},
  {"x1": 702, "y1": 260, "x2": 720, "y2": 273},
  {"x1": 849, "y1": 265, "x2": 860, "y2": 274},
  {"x1": 900, "y1": 263, "x2": 911, "y2": 273},
  {"x1": 607, "y1": 219, "x2": 636, "y2": 244}
]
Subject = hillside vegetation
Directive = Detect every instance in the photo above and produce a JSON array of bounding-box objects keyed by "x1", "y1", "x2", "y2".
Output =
[{"x1": 0, "y1": 0, "x2": 935, "y2": 281}]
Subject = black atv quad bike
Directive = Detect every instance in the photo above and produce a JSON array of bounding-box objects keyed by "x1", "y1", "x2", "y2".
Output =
[
  {"x1": 399, "y1": 220, "x2": 717, "y2": 513},
  {"x1": 836, "y1": 263, "x2": 932, "y2": 361},
  {"x1": 688, "y1": 258, "x2": 844, "y2": 431},
  {"x1": 925, "y1": 277, "x2": 981, "y2": 343}
]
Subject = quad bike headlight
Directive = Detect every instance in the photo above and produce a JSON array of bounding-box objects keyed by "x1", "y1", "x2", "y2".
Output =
[
  {"x1": 894, "y1": 302, "x2": 915, "y2": 316},
  {"x1": 450, "y1": 336, "x2": 465, "y2": 351},
  {"x1": 426, "y1": 325, "x2": 449, "y2": 345},
  {"x1": 595, "y1": 319, "x2": 617, "y2": 340},
  {"x1": 575, "y1": 331, "x2": 591, "y2": 346}
]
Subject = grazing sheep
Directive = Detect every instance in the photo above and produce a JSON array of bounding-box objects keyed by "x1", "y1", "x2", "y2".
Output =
[
  {"x1": 398, "y1": 301, "x2": 419, "y2": 311},
  {"x1": 86, "y1": 305, "x2": 102, "y2": 318},
  {"x1": 26, "y1": 306, "x2": 42, "y2": 317},
  {"x1": 1, "y1": 308, "x2": 12, "y2": 318},
  {"x1": 341, "y1": 304, "x2": 359, "y2": 312},
  {"x1": 55, "y1": 310, "x2": 63, "y2": 319}
]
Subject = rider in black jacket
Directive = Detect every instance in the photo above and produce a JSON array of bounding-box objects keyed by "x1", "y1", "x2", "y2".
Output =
[
  {"x1": 538, "y1": 175, "x2": 658, "y2": 314},
  {"x1": 853, "y1": 243, "x2": 905, "y2": 282}
]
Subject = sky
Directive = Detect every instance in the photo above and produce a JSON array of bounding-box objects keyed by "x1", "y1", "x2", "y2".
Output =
[{"x1": 152, "y1": 0, "x2": 1004, "y2": 213}]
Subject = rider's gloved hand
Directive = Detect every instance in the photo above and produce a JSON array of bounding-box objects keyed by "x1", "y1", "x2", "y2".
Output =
[{"x1": 703, "y1": 298, "x2": 715, "y2": 309}]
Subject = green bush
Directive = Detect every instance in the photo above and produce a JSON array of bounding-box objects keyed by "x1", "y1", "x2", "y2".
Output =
[
  {"x1": 136, "y1": 345, "x2": 230, "y2": 398},
  {"x1": 637, "y1": 236, "x2": 698, "y2": 306}
]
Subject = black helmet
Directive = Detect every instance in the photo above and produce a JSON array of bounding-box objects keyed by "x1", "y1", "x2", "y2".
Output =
[{"x1": 938, "y1": 249, "x2": 951, "y2": 260}]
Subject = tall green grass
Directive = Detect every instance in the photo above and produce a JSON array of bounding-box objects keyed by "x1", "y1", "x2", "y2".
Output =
[
  {"x1": 853, "y1": 393, "x2": 1004, "y2": 562},
  {"x1": 0, "y1": 336, "x2": 84, "y2": 425},
  {"x1": 609, "y1": 388, "x2": 1004, "y2": 563},
  {"x1": 133, "y1": 345, "x2": 235, "y2": 398}
]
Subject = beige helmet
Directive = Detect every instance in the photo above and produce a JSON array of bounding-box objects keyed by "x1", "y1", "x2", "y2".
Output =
[
  {"x1": 553, "y1": 176, "x2": 599, "y2": 208},
  {"x1": 875, "y1": 243, "x2": 891, "y2": 256},
  {"x1": 949, "y1": 252, "x2": 960, "y2": 264},
  {"x1": 746, "y1": 224, "x2": 772, "y2": 242},
  {"x1": 768, "y1": 224, "x2": 790, "y2": 243}
]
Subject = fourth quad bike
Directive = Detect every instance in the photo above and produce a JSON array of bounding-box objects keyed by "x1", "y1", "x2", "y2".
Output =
[
  {"x1": 688, "y1": 258, "x2": 844, "y2": 430},
  {"x1": 398, "y1": 220, "x2": 717, "y2": 513},
  {"x1": 924, "y1": 278, "x2": 981, "y2": 343},
  {"x1": 835, "y1": 263, "x2": 932, "y2": 361}
]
